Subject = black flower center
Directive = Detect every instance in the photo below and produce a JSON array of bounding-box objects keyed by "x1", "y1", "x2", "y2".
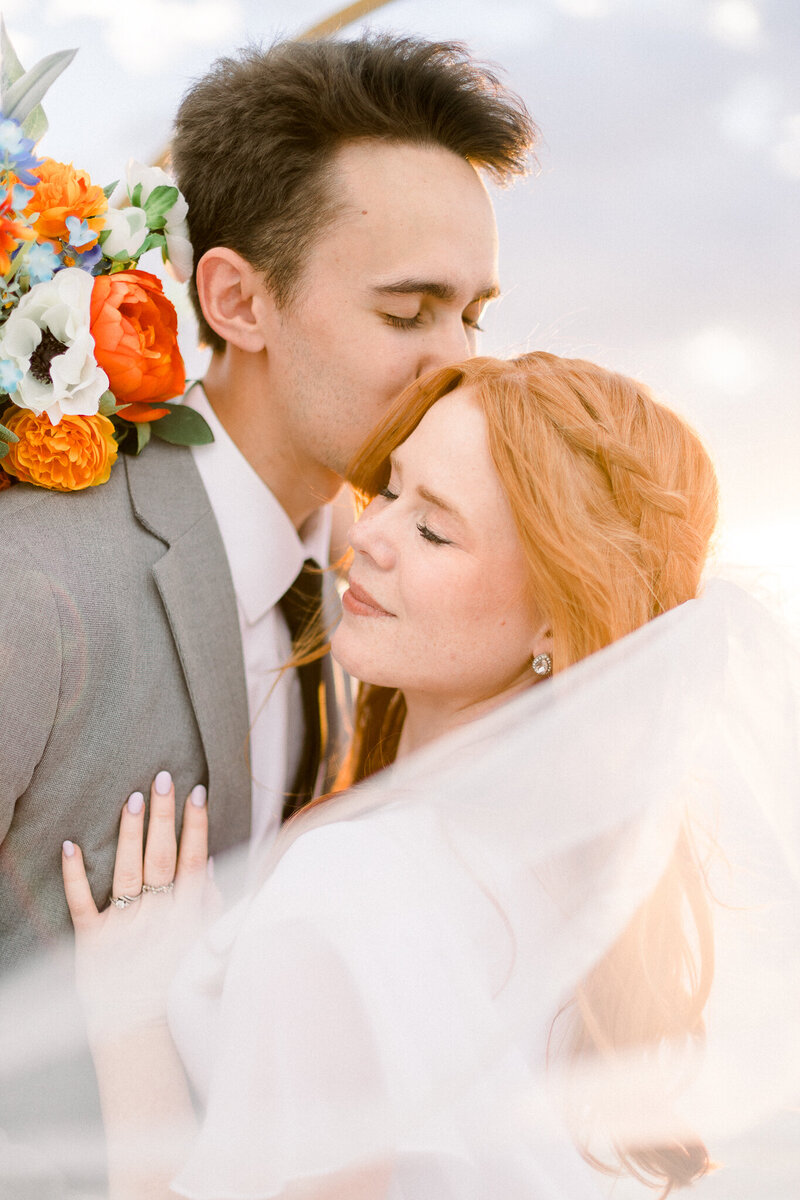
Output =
[{"x1": 30, "y1": 328, "x2": 69, "y2": 386}]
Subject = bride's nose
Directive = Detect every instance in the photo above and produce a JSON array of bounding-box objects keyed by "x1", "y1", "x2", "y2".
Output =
[{"x1": 348, "y1": 505, "x2": 395, "y2": 570}]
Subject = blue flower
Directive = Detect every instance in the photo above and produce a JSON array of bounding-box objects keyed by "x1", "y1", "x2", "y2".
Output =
[
  {"x1": 0, "y1": 358, "x2": 23, "y2": 394},
  {"x1": 0, "y1": 118, "x2": 27, "y2": 155},
  {"x1": 0, "y1": 118, "x2": 39, "y2": 186},
  {"x1": 65, "y1": 215, "x2": 97, "y2": 248},
  {"x1": 10, "y1": 183, "x2": 34, "y2": 211},
  {"x1": 76, "y1": 243, "x2": 103, "y2": 273},
  {"x1": 25, "y1": 240, "x2": 62, "y2": 284}
]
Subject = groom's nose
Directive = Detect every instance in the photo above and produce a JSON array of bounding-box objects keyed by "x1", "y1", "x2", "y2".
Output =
[{"x1": 416, "y1": 317, "x2": 474, "y2": 378}]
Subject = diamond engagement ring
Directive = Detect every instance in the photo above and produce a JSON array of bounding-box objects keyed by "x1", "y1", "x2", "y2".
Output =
[
  {"x1": 142, "y1": 881, "x2": 175, "y2": 895},
  {"x1": 109, "y1": 892, "x2": 142, "y2": 909}
]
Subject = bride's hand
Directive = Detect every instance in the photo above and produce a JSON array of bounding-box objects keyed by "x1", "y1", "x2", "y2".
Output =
[{"x1": 62, "y1": 772, "x2": 210, "y2": 1043}]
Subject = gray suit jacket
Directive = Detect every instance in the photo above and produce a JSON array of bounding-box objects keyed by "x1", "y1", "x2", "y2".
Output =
[{"x1": 0, "y1": 439, "x2": 254, "y2": 972}]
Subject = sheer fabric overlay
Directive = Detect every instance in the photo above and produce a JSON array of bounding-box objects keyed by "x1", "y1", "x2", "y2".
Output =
[{"x1": 168, "y1": 579, "x2": 800, "y2": 1198}]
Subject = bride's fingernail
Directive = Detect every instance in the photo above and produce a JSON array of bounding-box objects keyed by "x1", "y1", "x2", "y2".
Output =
[
  {"x1": 154, "y1": 770, "x2": 172, "y2": 795},
  {"x1": 62, "y1": 840, "x2": 75, "y2": 858},
  {"x1": 190, "y1": 784, "x2": 207, "y2": 808},
  {"x1": 207, "y1": 856, "x2": 215, "y2": 879},
  {"x1": 127, "y1": 791, "x2": 145, "y2": 815}
]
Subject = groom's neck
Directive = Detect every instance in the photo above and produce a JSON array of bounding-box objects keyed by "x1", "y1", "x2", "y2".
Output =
[{"x1": 202, "y1": 350, "x2": 342, "y2": 531}]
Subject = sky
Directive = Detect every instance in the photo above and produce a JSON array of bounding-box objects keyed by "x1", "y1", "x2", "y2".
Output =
[{"x1": 8, "y1": 0, "x2": 799, "y2": 618}]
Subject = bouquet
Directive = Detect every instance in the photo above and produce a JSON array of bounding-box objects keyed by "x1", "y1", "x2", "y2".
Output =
[{"x1": 0, "y1": 24, "x2": 210, "y2": 494}]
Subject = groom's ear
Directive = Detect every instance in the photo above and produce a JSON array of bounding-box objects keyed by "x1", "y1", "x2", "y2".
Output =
[{"x1": 195, "y1": 248, "x2": 275, "y2": 353}]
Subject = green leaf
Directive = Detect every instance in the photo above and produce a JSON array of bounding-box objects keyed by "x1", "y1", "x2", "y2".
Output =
[
  {"x1": 3, "y1": 45, "x2": 77, "y2": 137},
  {"x1": 151, "y1": 404, "x2": 214, "y2": 447},
  {"x1": 143, "y1": 184, "x2": 178, "y2": 224},
  {"x1": 1, "y1": 19, "x2": 43, "y2": 141},
  {"x1": 1, "y1": 18, "x2": 25, "y2": 93},
  {"x1": 134, "y1": 421, "x2": 152, "y2": 454},
  {"x1": 0, "y1": 421, "x2": 19, "y2": 444},
  {"x1": 130, "y1": 182, "x2": 143, "y2": 209},
  {"x1": 98, "y1": 390, "x2": 122, "y2": 417},
  {"x1": 0, "y1": 440, "x2": 9, "y2": 459},
  {"x1": 102, "y1": 179, "x2": 120, "y2": 201},
  {"x1": 112, "y1": 417, "x2": 152, "y2": 456},
  {"x1": 136, "y1": 230, "x2": 167, "y2": 256}
]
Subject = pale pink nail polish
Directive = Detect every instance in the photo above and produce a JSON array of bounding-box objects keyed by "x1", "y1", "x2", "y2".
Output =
[
  {"x1": 190, "y1": 784, "x2": 207, "y2": 808},
  {"x1": 127, "y1": 791, "x2": 145, "y2": 815},
  {"x1": 62, "y1": 840, "x2": 75, "y2": 858},
  {"x1": 154, "y1": 770, "x2": 172, "y2": 795}
]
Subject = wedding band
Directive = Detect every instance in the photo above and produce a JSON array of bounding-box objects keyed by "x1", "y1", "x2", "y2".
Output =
[
  {"x1": 109, "y1": 892, "x2": 142, "y2": 909},
  {"x1": 142, "y1": 881, "x2": 175, "y2": 895}
]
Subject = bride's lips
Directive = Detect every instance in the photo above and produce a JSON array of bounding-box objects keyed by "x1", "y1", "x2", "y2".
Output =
[{"x1": 342, "y1": 578, "x2": 394, "y2": 617}]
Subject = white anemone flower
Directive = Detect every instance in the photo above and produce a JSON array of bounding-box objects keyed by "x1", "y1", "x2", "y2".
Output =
[
  {"x1": 0, "y1": 268, "x2": 109, "y2": 425},
  {"x1": 101, "y1": 205, "x2": 149, "y2": 260},
  {"x1": 114, "y1": 160, "x2": 194, "y2": 283}
]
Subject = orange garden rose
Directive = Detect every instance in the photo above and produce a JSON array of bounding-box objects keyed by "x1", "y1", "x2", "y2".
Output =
[
  {"x1": 90, "y1": 270, "x2": 185, "y2": 413},
  {"x1": 1, "y1": 406, "x2": 118, "y2": 491},
  {"x1": 24, "y1": 158, "x2": 107, "y2": 253}
]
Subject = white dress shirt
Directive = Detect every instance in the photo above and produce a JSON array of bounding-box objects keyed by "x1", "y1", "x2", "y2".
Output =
[{"x1": 187, "y1": 384, "x2": 331, "y2": 859}]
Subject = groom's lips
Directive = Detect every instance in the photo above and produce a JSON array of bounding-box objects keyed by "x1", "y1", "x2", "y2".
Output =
[{"x1": 343, "y1": 578, "x2": 394, "y2": 617}]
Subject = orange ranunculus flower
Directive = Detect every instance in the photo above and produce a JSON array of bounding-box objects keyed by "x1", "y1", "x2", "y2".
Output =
[
  {"x1": 1, "y1": 406, "x2": 118, "y2": 492},
  {"x1": 24, "y1": 158, "x2": 107, "y2": 253},
  {"x1": 0, "y1": 466, "x2": 13, "y2": 491},
  {"x1": 90, "y1": 270, "x2": 185, "y2": 406}
]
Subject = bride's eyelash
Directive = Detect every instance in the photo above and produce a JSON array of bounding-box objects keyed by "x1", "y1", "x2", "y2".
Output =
[
  {"x1": 417, "y1": 523, "x2": 450, "y2": 546},
  {"x1": 377, "y1": 486, "x2": 450, "y2": 545}
]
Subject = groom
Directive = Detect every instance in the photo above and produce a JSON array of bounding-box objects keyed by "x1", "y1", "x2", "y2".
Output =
[{"x1": 0, "y1": 35, "x2": 535, "y2": 969}]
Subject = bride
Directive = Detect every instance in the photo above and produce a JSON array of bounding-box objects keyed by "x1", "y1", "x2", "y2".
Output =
[{"x1": 61, "y1": 352, "x2": 800, "y2": 1199}]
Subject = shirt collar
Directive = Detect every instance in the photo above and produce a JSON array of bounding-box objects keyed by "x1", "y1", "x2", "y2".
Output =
[{"x1": 186, "y1": 383, "x2": 331, "y2": 626}]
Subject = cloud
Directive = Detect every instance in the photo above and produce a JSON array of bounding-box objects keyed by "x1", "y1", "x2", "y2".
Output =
[
  {"x1": 44, "y1": 0, "x2": 244, "y2": 72},
  {"x1": 707, "y1": 0, "x2": 762, "y2": 50}
]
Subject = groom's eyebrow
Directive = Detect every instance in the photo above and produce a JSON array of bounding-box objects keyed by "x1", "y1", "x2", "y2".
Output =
[{"x1": 372, "y1": 279, "x2": 500, "y2": 302}]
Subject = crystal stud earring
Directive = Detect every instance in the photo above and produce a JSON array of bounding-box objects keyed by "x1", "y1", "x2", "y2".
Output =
[{"x1": 532, "y1": 652, "x2": 552, "y2": 677}]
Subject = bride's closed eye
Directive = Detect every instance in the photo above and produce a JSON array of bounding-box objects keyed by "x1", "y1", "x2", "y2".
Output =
[
  {"x1": 377, "y1": 485, "x2": 452, "y2": 545},
  {"x1": 416, "y1": 522, "x2": 451, "y2": 546}
]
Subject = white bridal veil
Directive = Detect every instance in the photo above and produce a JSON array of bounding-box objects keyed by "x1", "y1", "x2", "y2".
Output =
[{"x1": 1, "y1": 578, "x2": 799, "y2": 1199}]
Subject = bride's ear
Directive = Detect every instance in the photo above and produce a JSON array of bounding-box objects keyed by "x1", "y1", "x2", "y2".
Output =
[
  {"x1": 195, "y1": 248, "x2": 274, "y2": 353},
  {"x1": 529, "y1": 626, "x2": 554, "y2": 663}
]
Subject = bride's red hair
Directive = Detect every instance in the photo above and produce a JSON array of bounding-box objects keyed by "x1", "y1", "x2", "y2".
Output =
[{"x1": 338, "y1": 351, "x2": 719, "y2": 1193}]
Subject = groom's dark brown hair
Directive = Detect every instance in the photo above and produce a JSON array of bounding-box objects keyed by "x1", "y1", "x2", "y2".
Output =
[{"x1": 171, "y1": 34, "x2": 536, "y2": 352}]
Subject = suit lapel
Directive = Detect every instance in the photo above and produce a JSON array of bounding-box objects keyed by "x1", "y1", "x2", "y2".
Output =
[{"x1": 125, "y1": 442, "x2": 251, "y2": 847}]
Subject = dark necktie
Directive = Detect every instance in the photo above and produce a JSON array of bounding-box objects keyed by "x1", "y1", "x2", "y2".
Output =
[{"x1": 278, "y1": 558, "x2": 325, "y2": 820}]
